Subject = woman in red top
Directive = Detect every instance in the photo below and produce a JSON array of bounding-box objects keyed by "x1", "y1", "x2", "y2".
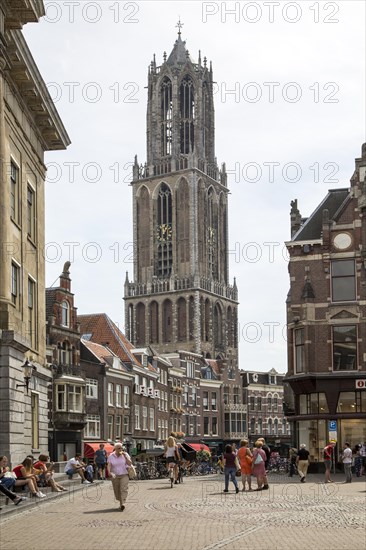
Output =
[
  {"x1": 33, "y1": 454, "x2": 67, "y2": 492},
  {"x1": 13, "y1": 457, "x2": 45, "y2": 498},
  {"x1": 0, "y1": 455, "x2": 40, "y2": 497}
]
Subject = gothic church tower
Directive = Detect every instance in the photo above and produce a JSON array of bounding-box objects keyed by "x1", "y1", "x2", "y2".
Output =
[{"x1": 124, "y1": 28, "x2": 238, "y2": 370}]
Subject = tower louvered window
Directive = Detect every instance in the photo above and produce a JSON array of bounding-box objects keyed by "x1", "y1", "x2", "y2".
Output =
[
  {"x1": 180, "y1": 76, "x2": 195, "y2": 154},
  {"x1": 161, "y1": 78, "x2": 172, "y2": 156},
  {"x1": 156, "y1": 183, "x2": 172, "y2": 277}
]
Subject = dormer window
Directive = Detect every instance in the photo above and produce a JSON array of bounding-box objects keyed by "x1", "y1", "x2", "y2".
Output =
[{"x1": 61, "y1": 300, "x2": 70, "y2": 327}]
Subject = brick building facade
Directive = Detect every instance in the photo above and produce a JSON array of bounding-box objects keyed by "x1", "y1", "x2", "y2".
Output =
[{"x1": 285, "y1": 144, "x2": 366, "y2": 466}]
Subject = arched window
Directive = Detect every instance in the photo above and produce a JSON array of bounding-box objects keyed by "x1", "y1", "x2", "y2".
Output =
[
  {"x1": 227, "y1": 307, "x2": 233, "y2": 347},
  {"x1": 206, "y1": 187, "x2": 217, "y2": 278},
  {"x1": 189, "y1": 296, "x2": 195, "y2": 340},
  {"x1": 213, "y1": 303, "x2": 223, "y2": 349},
  {"x1": 267, "y1": 418, "x2": 272, "y2": 435},
  {"x1": 136, "y1": 303, "x2": 146, "y2": 346},
  {"x1": 149, "y1": 301, "x2": 159, "y2": 344},
  {"x1": 137, "y1": 186, "x2": 150, "y2": 279},
  {"x1": 61, "y1": 300, "x2": 69, "y2": 327},
  {"x1": 176, "y1": 179, "x2": 189, "y2": 267},
  {"x1": 205, "y1": 299, "x2": 210, "y2": 342},
  {"x1": 161, "y1": 77, "x2": 172, "y2": 156},
  {"x1": 180, "y1": 75, "x2": 195, "y2": 154},
  {"x1": 156, "y1": 183, "x2": 173, "y2": 277},
  {"x1": 177, "y1": 297, "x2": 187, "y2": 341},
  {"x1": 257, "y1": 418, "x2": 262, "y2": 435},
  {"x1": 250, "y1": 418, "x2": 255, "y2": 434},
  {"x1": 202, "y1": 81, "x2": 210, "y2": 159},
  {"x1": 162, "y1": 299, "x2": 172, "y2": 342},
  {"x1": 274, "y1": 418, "x2": 278, "y2": 435},
  {"x1": 127, "y1": 305, "x2": 134, "y2": 342}
]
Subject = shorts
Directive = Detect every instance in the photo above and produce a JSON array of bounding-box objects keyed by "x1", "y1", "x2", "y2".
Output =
[
  {"x1": 166, "y1": 457, "x2": 176, "y2": 465},
  {"x1": 96, "y1": 463, "x2": 106, "y2": 470},
  {"x1": 324, "y1": 460, "x2": 331, "y2": 470}
]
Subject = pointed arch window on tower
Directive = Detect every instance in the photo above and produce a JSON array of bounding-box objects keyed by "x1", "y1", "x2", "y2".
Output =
[
  {"x1": 161, "y1": 77, "x2": 172, "y2": 156},
  {"x1": 180, "y1": 76, "x2": 195, "y2": 154},
  {"x1": 202, "y1": 81, "x2": 210, "y2": 159},
  {"x1": 207, "y1": 188, "x2": 216, "y2": 279},
  {"x1": 156, "y1": 183, "x2": 173, "y2": 277}
]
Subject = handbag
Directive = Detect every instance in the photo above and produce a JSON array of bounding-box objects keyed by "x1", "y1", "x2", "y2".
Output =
[
  {"x1": 234, "y1": 456, "x2": 240, "y2": 471},
  {"x1": 128, "y1": 465, "x2": 136, "y2": 480}
]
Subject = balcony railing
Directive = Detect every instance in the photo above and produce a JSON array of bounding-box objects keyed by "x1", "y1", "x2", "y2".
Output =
[
  {"x1": 132, "y1": 154, "x2": 226, "y2": 185},
  {"x1": 125, "y1": 276, "x2": 237, "y2": 301}
]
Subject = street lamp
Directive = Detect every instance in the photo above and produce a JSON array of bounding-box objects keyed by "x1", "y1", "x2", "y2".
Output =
[{"x1": 16, "y1": 360, "x2": 37, "y2": 394}]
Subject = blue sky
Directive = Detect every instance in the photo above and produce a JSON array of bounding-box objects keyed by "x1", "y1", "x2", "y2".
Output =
[{"x1": 23, "y1": 1, "x2": 365, "y2": 371}]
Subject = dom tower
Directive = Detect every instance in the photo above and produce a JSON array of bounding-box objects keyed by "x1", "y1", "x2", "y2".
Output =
[{"x1": 124, "y1": 28, "x2": 238, "y2": 373}]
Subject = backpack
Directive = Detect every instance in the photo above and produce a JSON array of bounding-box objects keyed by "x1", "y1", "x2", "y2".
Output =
[{"x1": 254, "y1": 451, "x2": 263, "y2": 465}]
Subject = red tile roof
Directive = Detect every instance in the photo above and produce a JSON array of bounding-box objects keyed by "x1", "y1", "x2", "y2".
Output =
[{"x1": 78, "y1": 313, "x2": 141, "y2": 366}]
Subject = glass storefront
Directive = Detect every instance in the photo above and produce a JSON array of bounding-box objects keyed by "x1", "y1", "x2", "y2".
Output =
[{"x1": 297, "y1": 418, "x2": 366, "y2": 463}]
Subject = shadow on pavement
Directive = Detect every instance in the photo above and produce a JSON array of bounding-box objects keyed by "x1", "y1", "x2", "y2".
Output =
[{"x1": 83, "y1": 508, "x2": 122, "y2": 514}]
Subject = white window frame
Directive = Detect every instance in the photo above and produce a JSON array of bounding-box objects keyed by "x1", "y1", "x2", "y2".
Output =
[
  {"x1": 86, "y1": 378, "x2": 98, "y2": 399},
  {"x1": 108, "y1": 382, "x2": 113, "y2": 406},
  {"x1": 142, "y1": 406, "x2": 148, "y2": 430},
  {"x1": 149, "y1": 407, "x2": 154, "y2": 431},
  {"x1": 85, "y1": 415, "x2": 100, "y2": 438},
  {"x1": 116, "y1": 384, "x2": 122, "y2": 407},
  {"x1": 123, "y1": 385, "x2": 130, "y2": 408}
]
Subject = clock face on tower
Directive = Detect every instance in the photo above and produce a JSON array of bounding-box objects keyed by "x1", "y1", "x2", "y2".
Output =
[{"x1": 157, "y1": 223, "x2": 172, "y2": 242}]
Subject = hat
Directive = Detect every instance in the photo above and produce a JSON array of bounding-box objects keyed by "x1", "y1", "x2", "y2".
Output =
[{"x1": 300, "y1": 444, "x2": 306, "y2": 448}]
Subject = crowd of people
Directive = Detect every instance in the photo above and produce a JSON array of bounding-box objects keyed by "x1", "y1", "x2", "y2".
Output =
[
  {"x1": 0, "y1": 453, "x2": 67, "y2": 509},
  {"x1": 288, "y1": 441, "x2": 366, "y2": 484},
  {"x1": 1, "y1": 438, "x2": 365, "y2": 512}
]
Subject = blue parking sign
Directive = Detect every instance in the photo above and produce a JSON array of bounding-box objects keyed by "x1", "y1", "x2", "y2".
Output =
[{"x1": 328, "y1": 420, "x2": 337, "y2": 431}]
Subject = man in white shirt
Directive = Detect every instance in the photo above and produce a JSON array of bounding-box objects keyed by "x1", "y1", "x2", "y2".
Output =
[
  {"x1": 341, "y1": 442, "x2": 352, "y2": 483},
  {"x1": 64, "y1": 454, "x2": 90, "y2": 484}
]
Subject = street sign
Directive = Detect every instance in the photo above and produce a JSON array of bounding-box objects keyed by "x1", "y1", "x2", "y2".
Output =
[
  {"x1": 355, "y1": 379, "x2": 366, "y2": 389},
  {"x1": 328, "y1": 420, "x2": 337, "y2": 442}
]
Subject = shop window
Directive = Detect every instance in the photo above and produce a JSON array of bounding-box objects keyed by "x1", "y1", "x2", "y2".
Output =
[
  {"x1": 337, "y1": 392, "x2": 357, "y2": 413},
  {"x1": 333, "y1": 326, "x2": 357, "y2": 371}
]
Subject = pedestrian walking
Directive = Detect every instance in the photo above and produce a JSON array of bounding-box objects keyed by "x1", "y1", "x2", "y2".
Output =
[
  {"x1": 296, "y1": 444, "x2": 310, "y2": 483},
  {"x1": 353, "y1": 445, "x2": 362, "y2": 477},
  {"x1": 223, "y1": 444, "x2": 239, "y2": 494},
  {"x1": 323, "y1": 442, "x2": 336, "y2": 483},
  {"x1": 94, "y1": 443, "x2": 108, "y2": 480},
  {"x1": 288, "y1": 447, "x2": 297, "y2": 477},
  {"x1": 341, "y1": 442, "x2": 352, "y2": 483},
  {"x1": 107, "y1": 442, "x2": 132, "y2": 511}
]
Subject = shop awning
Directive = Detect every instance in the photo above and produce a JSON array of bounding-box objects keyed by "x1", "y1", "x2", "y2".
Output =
[
  {"x1": 83, "y1": 442, "x2": 115, "y2": 458},
  {"x1": 188, "y1": 443, "x2": 211, "y2": 454}
]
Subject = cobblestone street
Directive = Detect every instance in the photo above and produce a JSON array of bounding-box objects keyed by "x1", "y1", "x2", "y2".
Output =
[{"x1": 0, "y1": 474, "x2": 365, "y2": 550}]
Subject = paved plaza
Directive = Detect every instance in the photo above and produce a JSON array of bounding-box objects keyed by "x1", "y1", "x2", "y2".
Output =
[{"x1": 0, "y1": 473, "x2": 365, "y2": 550}]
